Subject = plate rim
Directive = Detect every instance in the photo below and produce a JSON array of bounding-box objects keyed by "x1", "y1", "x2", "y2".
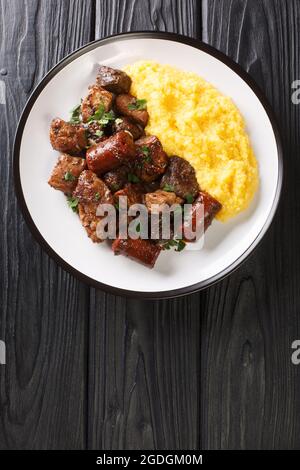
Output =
[{"x1": 13, "y1": 31, "x2": 283, "y2": 300}]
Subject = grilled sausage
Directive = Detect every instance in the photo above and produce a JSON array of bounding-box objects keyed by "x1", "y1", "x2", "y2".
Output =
[
  {"x1": 112, "y1": 237, "x2": 161, "y2": 268},
  {"x1": 50, "y1": 118, "x2": 87, "y2": 155},
  {"x1": 86, "y1": 131, "x2": 136, "y2": 174},
  {"x1": 81, "y1": 85, "x2": 114, "y2": 123},
  {"x1": 181, "y1": 190, "x2": 222, "y2": 241},
  {"x1": 115, "y1": 94, "x2": 149, "y2": 127},
  {"x1": 160, "y1": 155, "x2": 200, "y2": 200},
  {"x1": 113, "y1": 116, "x2": 144, "y2": 140},
  {"x1": 48, "y1": 154, "x2": 86, "y2": 195},
  {"x1": 134, "y1": 135, "x2": 168, "y2": 182},
  {"x1": 97, "y1": 65, "x2": 131, "y2": 94}
]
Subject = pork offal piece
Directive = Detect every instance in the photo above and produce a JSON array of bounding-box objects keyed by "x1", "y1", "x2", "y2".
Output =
[
  {"x1": 48, "y1": 154, "x2": 87, "y2": 195},
  {"x1": 97, "y1": 65, "x2": 132, "y2": 94},
  {"x1": 103, "y1": 165, "x2": 129, "y2": 192},
  {"x1": 86, "y1": 131, "x2": 136, "y2": 174},
  {"x1": 115, "y1": 94, "x2": 149, "y2": 128},
  {"x1": 81, "y1": 85, "x2": 114, "y2": 123},
  {"x1": 113, "y1": 116, "x2": 144, "y2": 140},
  {"x1": 160, "y1": 155, "x2": 199, "y2": 200},
  {"x1": 181, "y1": 190, "x2": 222, "y2": 242},
  {"x1": 144, "y1": 190, "x2": 183, "y2": 214},
  {"x1": 73, "y1": 170, "x2": 113, "y2": 243},
  {"x1": 112, "y1": 237, "x2": 161, "y2": 268},
  {"x1": 134, "y1": 135, "x2": 168, "y2": 183},
  {"x1": 50, "y1": 118, "x2": 87, "y2": 155}
]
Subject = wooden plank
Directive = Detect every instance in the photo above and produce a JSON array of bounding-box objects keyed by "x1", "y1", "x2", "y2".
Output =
[
  {"x1": 0, "y1": 0, "x2": 93, "y2": 449},
  {"x1": 201, "y1": 0, "x2": 300, "y2": 449},
  {"x1": 88, "y1": 0, "x2": 202, "y2": 450}
]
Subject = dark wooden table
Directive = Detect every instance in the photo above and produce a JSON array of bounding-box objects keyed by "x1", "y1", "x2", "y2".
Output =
[{"x1": 0, "y1": 0, "x2": 299, "y2": 450}]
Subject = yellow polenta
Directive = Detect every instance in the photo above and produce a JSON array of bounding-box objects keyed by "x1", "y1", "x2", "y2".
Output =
[{"x1": 124, "y1": 61, "x2": 258, "y2": 221}]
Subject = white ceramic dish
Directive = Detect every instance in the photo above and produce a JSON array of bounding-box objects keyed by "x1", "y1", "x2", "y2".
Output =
[{"x1": 14, "y1": 32, "x2": 283, "y2": 298}]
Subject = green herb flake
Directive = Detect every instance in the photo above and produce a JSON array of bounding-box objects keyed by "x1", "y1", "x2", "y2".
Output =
[
  {"x1": 64, "y1": 171, "x2": 76, "y2": 182},
  {"x1": 115, "y1": 118, "x2": 123, "y2": 125},
  {"x1": 162, "y1": 238, "x2": 186, "y2": 252},
  {"x1": 128, "y1": 173, "x2": 140, "y2": 183},
  {"x1": 175, "y1": 239, "x2": 186, "y2": 252},
  {"x1": 69, "y1": 104, "x2": 81, "y2": 124},
  {"x1": 136, "y1": 222, "x2": 141, "y2": 233},
  {"x1": 95, "y1": 130, "x2": 104, "y2": 138},
  {"x1": 185, "y1": 193, "x2": 194, "y2": 204},
  {"x1": 163, "y1": 184, "x2": 174, "y2": 193},
  {"x1": 67, "y1": 196, "x2": 79, "y2": 213},
  {"x1": 128, "y1": 99, "x2": 147, "y2": 111},
  {"x1": 94, "y1": 192, "x2": 100, "y2": 201}
]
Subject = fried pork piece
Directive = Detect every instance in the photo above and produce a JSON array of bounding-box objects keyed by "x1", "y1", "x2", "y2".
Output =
[
  {"x1": 97, "y1": 65, "x2": 132, "y2": 94},
  {"x1": 113, "y1": 116, "x2": 144, "y2": 140},
  {"x1": 114, "y1": 183, "x2": 144, "y2": 208},
  {"x1": 103, "y1": 165, "x2": 129, "y2": 192},
  {"x1": 115, "y1": 94, "x2": 149, "y2": 127},
  {"x1": 48, "y1": 154, "x2": 87, "y2": 195},
  {"x1": 112, "y1": 237, "x2": 161, "y2": 268},
  {"x1": 50, "y1": 118, "x2": 87, "y2": 155},
  {"x1": 73, "y1": 170, "x2": 113, "y2": 243},
  {"x1": 145, "y1": 190, "x2": 183, "y2": 214},
  {"x1": 160, "y1": 155, "x2": 200, "y2": 200},
  {"x1": 134, "y1": 136, "x2": 168, "y2": 183},
  {"x1": 81, "y1": 85, "x2": 114, "y2": 123},
  {"x1": 86, "y1": 131, "x2": 136, "y2": 174}
]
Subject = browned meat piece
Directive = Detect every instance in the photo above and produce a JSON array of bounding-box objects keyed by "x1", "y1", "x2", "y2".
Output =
[
  {"x1": 114, "y1": 183, "x2": 144, "y2": 208},
  {"x1": 145, "y1": 190, "x2": 183, "y2": 214},
  {"x1": 86, "y1": 121, "x2": 109, "y2": 146},
  {"x1": 81, "y1": 85, "x2": 114, "y2": 123},
  {"x1": 103, "y1": 165, "x2": 128, "y2": 192},
  {"x1": 112, "y1": 237, "x2": 161, "y2": 268},
  {"x1": 97, "y1": 65, "x2": 131, "y2": 94},
  {"x1": 160, "y1": 155, "x2": 199, "y2": 200},
  {"x1": 48, "y1": 154, "x2": 86, "y2": 195},
  {"x1": 73, "y1": 170, "x2": 113, "y2": 243},
  {"x1": 181, "y1": 190, "x2": 222, "y2": 241},
  {"x1": 86, "y1": 131, "x2": 136, "y2": 174},
  {"x1": 50, "y1": 118, "x2": 87, "y2": 155},
  {"x1": 134, "y1": 136, "x2": 168, "y2": 182},
  {"x1": 113, "y1": 116, "x2": 144, "y2": 140},
  {"x1": 115, "y1": 94, "x2": 149, "y2": 127}
]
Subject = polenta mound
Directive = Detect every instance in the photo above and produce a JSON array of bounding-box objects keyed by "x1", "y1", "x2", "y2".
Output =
[{"x1": 124, "y1": 61, "x2": 258, "y2": 221}]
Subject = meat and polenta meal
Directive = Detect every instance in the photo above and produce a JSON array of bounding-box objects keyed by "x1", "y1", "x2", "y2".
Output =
[{"x1": 48, "y1": 62, "x2": 258, "y2": 268}]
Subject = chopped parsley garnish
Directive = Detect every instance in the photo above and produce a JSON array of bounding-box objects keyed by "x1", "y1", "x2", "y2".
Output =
[
  {"x1": 115, "y1": 118, "x2": 123, "y2": 125},
  {"x1": 163, "y1": 184, "x2": 174, "y2": 192},
  {"x1": 140, "y1": 146, "x2": 152, "y2": 163},
  {"x1": 94, "y1": 129, "x2": 104, "y2": 138},
  {"x1": 67, "y1": 196, "x2": 79, "y2": 213},
  {"x1": 136, "y1": 222, "x2": 141, "y2": 233},
  {"x1": 95, "y1": 192, "x2": 100, "y2": 201},
  {"x1": 162, "y1": 239, "x2": 186, "y2": 252},
  {"x1": 69, "y1": 104, "x2": 81, "y2": 124},
  {"x1": 128, "y1": 99, "x2": 147, "y2": 111},
  {"x1": 127, "y1": 173, "x2": 140, "y2": 183},
  {"x1": 88, "y1": 103, "x2": 116, "y2": 126},
  {"x1": 64, "y1": 171, "x2": 76, "y2": 182},
  {"x1": 185, "y1": 193, "x2": 194, "y2": 204},
  {"x1": 114, "y1": 201, "x2": 120, "y2": 210}
]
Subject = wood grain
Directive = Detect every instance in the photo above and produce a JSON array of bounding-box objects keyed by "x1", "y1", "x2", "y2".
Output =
[
  {"x1": 87, "y1": 0, "x2": 202, "y2": 450},
  {"x1": 201, "y1": 0, "x2": 300, "y2": 449},
  {"x1": 0, "y1": 0, "x2": 93, "y2": 449}
]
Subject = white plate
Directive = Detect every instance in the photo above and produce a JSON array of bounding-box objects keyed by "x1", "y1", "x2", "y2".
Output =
[{"x1": 14, "y1": 32, "x2": 283, "y2": 298}]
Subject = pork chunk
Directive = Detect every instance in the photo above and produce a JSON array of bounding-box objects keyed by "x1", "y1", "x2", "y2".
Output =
[
  {"x1": 97, "y1": 65, "x2": 131, "y2": 94},
  {"x1": 113, "y1": 116, "x2": 144, "y2": 140},
  {"x1": 48, "y1": 154, "x2": 86, "y2": 195},
  {"x1": 145, "y1": 190, "x2": 183, "y2": 214},
  {"x1": 160, "y1": 155, "x2": 199, "y2": 200},
  {"x1": 134, "y1": 136, "x2": 168, "y2": 183},
  {"x1": 73, "y1": 170, "x2": 113, "y2": 243},
  {"x1": 50, "y1": 118, "x2": 87, "y2": 155},
  {"x1": 115, "y1": 94, "x2": 149, "y2": 127},
  {"x1": 103, "y1": 165, "x2": 129, "y2": 192},
  {"x1": 81, "y1": 85, "x2": 114, "y2": 123}
]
